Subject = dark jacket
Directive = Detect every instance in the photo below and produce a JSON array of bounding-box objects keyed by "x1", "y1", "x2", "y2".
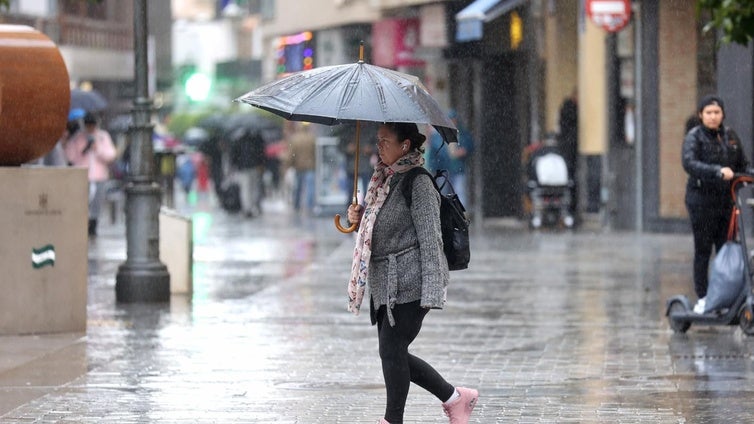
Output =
[
  {"x1": 230, "y1": 128, "x2": 265, "y2": 170},
  {"x1": 682, "y1": 125, "x2": 748, "y2": 205}
]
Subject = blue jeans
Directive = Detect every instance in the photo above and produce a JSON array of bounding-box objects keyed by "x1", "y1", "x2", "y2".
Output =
[
  {"x1": 450, "y1": 173, "x2": 467, "y2": 206},
  {"x1": 294, "y1": 169, "x2": 315, "y2": 211}
]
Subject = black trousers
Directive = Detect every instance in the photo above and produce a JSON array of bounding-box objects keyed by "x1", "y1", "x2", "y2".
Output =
[
  {"x1": 686, "y1": 201, "x2": 732, "y2": 298},
  {"x1": 376, "y1": 301, "x2": 454, "y2": 424}
]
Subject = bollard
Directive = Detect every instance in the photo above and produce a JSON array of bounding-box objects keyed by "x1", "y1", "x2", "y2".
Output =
[{"x1": 159, "y1": 207, "x2": 193, "y2": 295}]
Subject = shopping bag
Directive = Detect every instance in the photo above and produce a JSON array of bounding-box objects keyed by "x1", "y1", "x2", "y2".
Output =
[{"x1": 705, "y1": 241, "x2": 745, "y2": 313}]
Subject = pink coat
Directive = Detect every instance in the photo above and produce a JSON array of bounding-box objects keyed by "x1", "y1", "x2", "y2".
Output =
[{"x1": 64, "y1": 129, "x2": 117, "y2": 182}]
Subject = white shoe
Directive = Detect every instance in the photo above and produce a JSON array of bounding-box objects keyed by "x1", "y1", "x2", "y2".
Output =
[
  {"x1": 563, "y1": 215, "x2": 574, "y2": 228},
  {"x1": 693, "y1": 297, "x2": 706, "y2": 314}
]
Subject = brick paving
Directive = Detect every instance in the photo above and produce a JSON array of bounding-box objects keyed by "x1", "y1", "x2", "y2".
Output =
[{"x1": 2, "y1": 196, "x2": 754, "y2": 423}]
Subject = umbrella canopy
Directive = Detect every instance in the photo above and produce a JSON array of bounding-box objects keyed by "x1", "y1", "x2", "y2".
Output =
[
  {"x1": 197, "y1": 114, "x2": 227, "y2": 138},
  {"x1": 70, "y1": 88, "x2": 108, "y2": 112},
  {"x1": 107, "y1": 114, "x2": 132, "y2": 134},
  {"x1": 222, "y1": 112, "x2": 283, "y2": 144},
  {"x1": 234, "y1": 61, "x2": 458, "y2": 144}
]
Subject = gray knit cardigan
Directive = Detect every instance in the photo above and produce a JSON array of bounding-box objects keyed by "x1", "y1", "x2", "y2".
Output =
[{"x1": 368, "y1": 169, "x2": 450, "y2": 326}]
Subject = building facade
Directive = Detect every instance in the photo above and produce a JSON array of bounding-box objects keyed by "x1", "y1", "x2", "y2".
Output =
[
  {"x1": 448, "y1": 0, "x2": 753, "y2": 232},
  {"x1": 0, "y1": 0, "x2": 173, "y2": 120},
  {"x1": 7, "y1": 0, "x2": 748, "y2": 232}
]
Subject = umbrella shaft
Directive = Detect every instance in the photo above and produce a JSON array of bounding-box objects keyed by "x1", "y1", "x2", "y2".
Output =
[{"x1": 352, "y1": 121, "x2": 361, "y2": 204}]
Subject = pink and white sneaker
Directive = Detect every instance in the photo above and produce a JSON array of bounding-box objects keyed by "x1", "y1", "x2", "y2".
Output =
[
  {"x1": 377, "y1": 419, "x2": 390, "y2": 424},
  {"x1": 442, "y1": 387, "x2": 479, "y2": 424}
]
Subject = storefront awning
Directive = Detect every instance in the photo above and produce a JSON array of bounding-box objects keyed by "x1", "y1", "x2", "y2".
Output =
[{"x1": 455, "y1": 0, "x2": 528, "y2": 42}]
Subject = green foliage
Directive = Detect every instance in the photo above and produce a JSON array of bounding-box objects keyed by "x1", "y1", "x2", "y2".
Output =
[
  {"x1": 166, "y1": 112, "x2": 211, "y2": 138},
  {"x1": 698, "y1": 0, "x2": 754, "y2": 46}
]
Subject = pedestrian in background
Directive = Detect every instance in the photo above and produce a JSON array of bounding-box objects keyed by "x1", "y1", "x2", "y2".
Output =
[
  {"x1": 286, "y1": 122, "x2": 317, "y2": 212},
  {"x1": 424, "y1": 125, "x2": 451, "y2": 175},
  {"x1": 558, "y1": 88, "x2": 579, "y2": 219},
  {"x1": 27, "y1": 108, "x2": 79, "y2": 167},
  {"x1": 346, "y1": 122, "x2": 478, "y2": 424},
  {"x1": 63, "y1": 111, "x2": 117, "y2": 236},
  {"x1": 682, "y1": 95, "x2": 749, "y2": 313},
  {"x1": 335, "y1": 122, "x2": 377, "y2": 206},
  {"x1": 445, "y1": 109, "x2": 474, "y2": 206},
  {"x1": 229, "y1": 126, "x2": 266, "y2": 218}
]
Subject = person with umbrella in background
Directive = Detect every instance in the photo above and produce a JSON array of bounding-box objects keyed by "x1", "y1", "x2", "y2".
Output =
[
  {"x1": 346, "y1": 122, "x2": 478, "y2": 424},
  {"x1": 228, "y1": 125, "x2": 266, "y2": 218},
  {"x1": 444, "y1": 110, "x2": 474, "y2": 206},
  {"x1": 27, "y1": 109, "x2": 83, "y2": 167},
  {"x1": 64, "y1": 111, "x2": 117, "y2": 236}
]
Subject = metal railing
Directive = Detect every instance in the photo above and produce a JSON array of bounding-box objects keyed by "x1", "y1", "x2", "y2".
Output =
[
  {"x1": 0, "y1": 13, "x2": 131, "y2": 51},
  {"x1": 58, "y1": 16, "x2": 131, "y2": 50}
]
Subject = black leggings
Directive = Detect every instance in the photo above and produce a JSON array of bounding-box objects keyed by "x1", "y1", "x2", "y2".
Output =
[
  {"x1": 687, "y1": 202, "x2": 732, "y2": 298},
  {"x1": 376, "y1": 301, "x2": 455, "y2": 424}
]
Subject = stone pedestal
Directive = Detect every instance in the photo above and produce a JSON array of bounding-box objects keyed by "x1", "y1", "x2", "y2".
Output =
[{"x1": 0, "y1": 167, "x2": 88, "y2": 334}]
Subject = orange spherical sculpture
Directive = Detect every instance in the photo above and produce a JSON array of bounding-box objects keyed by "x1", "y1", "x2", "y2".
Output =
[{"x1": 0, "y1": 25, "x2": 70, "y2": 166}]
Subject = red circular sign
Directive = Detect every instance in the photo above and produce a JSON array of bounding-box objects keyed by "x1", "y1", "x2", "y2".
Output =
[{"x1": 586, "y1": 0, "x2": 632, "y2": 33}]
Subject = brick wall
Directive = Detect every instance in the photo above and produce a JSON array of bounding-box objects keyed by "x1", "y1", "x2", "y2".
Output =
[{"x1": 658, "y1": 0, "x2": 697, "y2": 218}]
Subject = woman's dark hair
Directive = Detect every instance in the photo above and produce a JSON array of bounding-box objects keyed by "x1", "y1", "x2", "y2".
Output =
[
  {"x1": 66, "y1": 120, "x2": 80, "y2": 134},
  {"x1": 83, "y1": 112, "x2": 99, "y2": 125},
  {"x1": 384, "y1": 122, "x2": 426, "y2": 153},
  {"x1": 697, "y1": 95, "x2": 725, "y2": 115}
]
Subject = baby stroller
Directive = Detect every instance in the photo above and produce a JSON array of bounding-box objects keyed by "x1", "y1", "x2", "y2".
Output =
[
  {"x1": 666, "y1": 173, "x2": 754, "y2": 335},
  {"x1": 525, "y1": 146, "x2": 574, "y2": 229}
]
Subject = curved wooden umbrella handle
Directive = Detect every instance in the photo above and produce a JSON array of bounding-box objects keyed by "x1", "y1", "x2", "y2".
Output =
[{"x1": 334, "y1": 213, "x2": 358, "y2": 233}]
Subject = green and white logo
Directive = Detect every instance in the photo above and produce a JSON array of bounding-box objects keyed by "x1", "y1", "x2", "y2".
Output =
[{"x1": 31, "y1": 244, "x2": 55, "y2": 269}]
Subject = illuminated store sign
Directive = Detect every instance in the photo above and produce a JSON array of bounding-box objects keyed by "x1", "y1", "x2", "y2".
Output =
[{"x1": 276, "y1": 31, "x2": 315, "y2": 75}]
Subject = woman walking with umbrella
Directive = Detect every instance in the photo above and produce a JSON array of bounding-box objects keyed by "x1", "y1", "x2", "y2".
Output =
[
  {"x1": 64, "y1": 111, "x2": 117, "y2": 236},
  {"x1": 346, "y1": 122, "x2": 478, "y2": 424},
  {"x1": 235, "y1": 44, "x2": 474, "y2": 421}
]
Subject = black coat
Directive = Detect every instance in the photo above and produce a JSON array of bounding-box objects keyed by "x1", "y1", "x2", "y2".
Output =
[
  {"x1": 682, "y1": 125, "x2": 748, "y2": 205},
  {"x1": 230, "y1": 129, "x2": 265, "y2": 170},
  {"x1": 558, "y1": 98, "x2": 578, "y2": 173}
]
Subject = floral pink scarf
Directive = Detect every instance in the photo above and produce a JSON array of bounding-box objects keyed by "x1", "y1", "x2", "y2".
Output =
[{"x1": 348, "y1": 151, "x2": 424, "y2": 316}]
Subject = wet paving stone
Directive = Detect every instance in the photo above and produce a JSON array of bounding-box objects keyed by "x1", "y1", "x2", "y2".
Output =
[{"x1": 2, "y1": 204, "x2": 754, "y2": 422}]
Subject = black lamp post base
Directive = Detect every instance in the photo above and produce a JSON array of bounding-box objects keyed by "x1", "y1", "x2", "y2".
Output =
[{"x1": 115, "y1": 263, "x2": 170, "y2": 303}]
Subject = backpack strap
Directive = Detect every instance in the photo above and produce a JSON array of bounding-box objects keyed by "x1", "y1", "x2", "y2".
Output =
[
  {"x1": 433, "y1": 169, "x2": 456, "y2": 195},
  {"x1": 401, "y1": 167, "x2": 435, "y2": 209}
]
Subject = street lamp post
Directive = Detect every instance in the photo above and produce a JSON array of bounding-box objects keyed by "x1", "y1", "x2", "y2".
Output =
[{"x1": 115, "y1": 0, "x2": 170, "y2": 302}]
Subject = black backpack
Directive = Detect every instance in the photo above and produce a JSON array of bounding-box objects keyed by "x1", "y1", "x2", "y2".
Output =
[{"x1": 401, "y1": 168, "x2": 470, "y2": 271}]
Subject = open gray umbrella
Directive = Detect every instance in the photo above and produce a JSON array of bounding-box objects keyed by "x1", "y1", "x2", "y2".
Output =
[
  {"x1": 235, "y1": 44, "x2": 457, "y2": 232},
  {"x1": 234, "y1": 58, "x2": 457, "y2": 145},
  {"x1": 71, "y1": 88, "x2": 108, "y2": 112}
]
